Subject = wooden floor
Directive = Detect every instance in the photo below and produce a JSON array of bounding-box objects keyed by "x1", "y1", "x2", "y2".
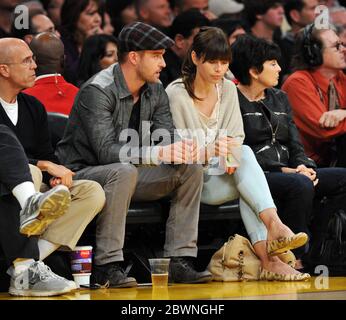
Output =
[{"x1": 0, "y1": 277, "x2": 345, "y2": 300}]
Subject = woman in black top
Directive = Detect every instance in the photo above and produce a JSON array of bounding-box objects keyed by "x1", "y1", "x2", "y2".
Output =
[{"x1": 231, "y1": 34, "x2": 346, "y2": 269}]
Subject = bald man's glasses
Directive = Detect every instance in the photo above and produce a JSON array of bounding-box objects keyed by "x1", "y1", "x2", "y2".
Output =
[{"x1": 0, "y1": 56, "x2": 36, "y2": 67}]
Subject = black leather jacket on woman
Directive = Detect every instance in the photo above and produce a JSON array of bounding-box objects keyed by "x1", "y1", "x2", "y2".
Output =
[{"x1": 238, "y1": 88, "x2": 316, "y2": 172}]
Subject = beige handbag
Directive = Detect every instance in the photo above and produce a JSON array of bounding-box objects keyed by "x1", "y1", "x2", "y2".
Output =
[{"x1": 208, "y1": 234, "x2": 261, "y2": 281}]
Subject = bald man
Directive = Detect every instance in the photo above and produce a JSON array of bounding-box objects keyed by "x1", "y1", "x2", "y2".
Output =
[
  {"x1": 0, "y1": 38, "x2": 105, "y2": 296},
  {"x1": 23, "y1": 32, "x2": 78, "y2": 115}
]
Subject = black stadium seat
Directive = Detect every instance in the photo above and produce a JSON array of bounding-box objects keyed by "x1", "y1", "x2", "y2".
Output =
[{"x1": 47, "y1": 112, "x2": 69, "y2": 149}]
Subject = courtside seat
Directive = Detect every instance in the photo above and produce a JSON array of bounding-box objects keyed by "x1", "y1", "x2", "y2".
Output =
[
  {"x1": 47, "y1": 112, "x2": 69, "y2": 149},
  {"x1": 200, "y1": 200, "x2": 240, "y2": 221},
  {"x1": 127, "y1": 201, "x2": 164, "y2": 224},
  {"x1": 46, "y1": 112, "x2": 241, "y2": 225}
]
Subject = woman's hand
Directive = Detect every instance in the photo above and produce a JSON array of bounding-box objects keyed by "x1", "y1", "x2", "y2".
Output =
[
  {"x1": 295, "y1": 164, "x2": 318, "y2": 186},
  {"x1": 282, "y1": 165, "x2": 318, "y2": 186}
]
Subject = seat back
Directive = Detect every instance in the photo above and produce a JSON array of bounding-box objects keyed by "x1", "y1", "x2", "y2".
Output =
[{"x1": 47, "y1": 112, "x2": 68, "y2": 150}]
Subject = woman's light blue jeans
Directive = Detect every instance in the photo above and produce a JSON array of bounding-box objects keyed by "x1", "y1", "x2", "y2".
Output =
[{"x1": 201, "y1": 145, "x2": 274, "y2": 244}]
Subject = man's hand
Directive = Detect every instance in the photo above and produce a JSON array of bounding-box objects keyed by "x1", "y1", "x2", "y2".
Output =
[
  {"x1": 37, "y1": 160, "x2": 75, "y2": 188},
  {"x1": 319, "y1": 110, "x2": 346, "y2": 128}
]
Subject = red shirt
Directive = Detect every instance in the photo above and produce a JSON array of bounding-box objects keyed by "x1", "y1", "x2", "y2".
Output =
[
  {"x1": 282, "y1": 70, "x2": 346, "y2": 165},
  {"x1": 24, "y1": 75, "x2": 78, "y2": 115}
]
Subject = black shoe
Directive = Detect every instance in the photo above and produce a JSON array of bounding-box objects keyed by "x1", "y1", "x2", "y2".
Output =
[
  {"x1": 169, "y1": 257, "x2": 212, "y2": 284},
  {"x1": 91, "y1": 262, "x2": 137, "y2": 288}
]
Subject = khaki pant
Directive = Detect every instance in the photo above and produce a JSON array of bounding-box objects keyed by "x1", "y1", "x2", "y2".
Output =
[{"x1": 29, "y1": 165, "x2": 105, "y2": 249}]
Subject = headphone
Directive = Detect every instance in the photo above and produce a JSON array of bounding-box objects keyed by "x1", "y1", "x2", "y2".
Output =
[{"x1": 302, "y1": 23, "x2": 323, "y2": 67}]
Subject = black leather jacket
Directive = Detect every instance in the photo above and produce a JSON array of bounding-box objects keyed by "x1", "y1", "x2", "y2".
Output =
[{"x1": 238, "y1": 88, "x2": 316, "y2": 172}]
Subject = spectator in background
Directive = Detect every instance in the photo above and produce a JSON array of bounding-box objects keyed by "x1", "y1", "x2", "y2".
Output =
[
  {"x1": 135, "y1": 0, "x2": 173, "y2": 33},
  {"x1": 60, "y1": 0, "x2": 103, "y2": 85},
  {"x1": 20, "y1": 0, "x2": 46, "y2": 13},
  {"x1": 209, "y1": 0, "x2": 244, "y2": 19},
  {"x1": 321, "y1": 0, "x2": 346, "y2": 26},
  {"x1": 211, "y1": 18, "x2": 246, "y2": 81},
  {"x1": 23, "y1": 32, "x2": 78, "y2": 115},
  {"x1": 281, "y1": 0, "x2": 318, "y2": 81},
  {"x1": 12, "y1": 10, "x2": 60, "y2": 44},
  {"x1": 77, "y1": 34, "x2": 118, "y2": 87},
  {"x1": 173, "y1": 0, "x2": 217, "y2": 20},
  {"x1": 102, "y1": 11, "x2": 114, "y2": 35},
  {"x1": 106, "y1": 0, "x2": 137, "y2": 36},
  {"x1": 282, "y1": 24, "x2": 346, "y2": 167},
  {"x1": 0, "y1": 0, "x2": 20, "y2": 38},
  {"x1": 160, "y1": 8, "x2": 209, "y2": 87},
  {"x1": 211, "y1": 18, "x2": 246, "y2": 45},
  {"x1": 243, "y1": 0, "x2": 285, "y2": 42},
  {"x1": 41, "y1": 0, "x2": 65, "y2": 27}
]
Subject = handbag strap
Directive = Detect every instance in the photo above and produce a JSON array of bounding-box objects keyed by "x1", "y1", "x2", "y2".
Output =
[
  {"x1": 221, "y1": 236, "x2": 245, "y2": 280},
  {"x1": 238, "y1": 250, "x2": 244, "y2": 281}
]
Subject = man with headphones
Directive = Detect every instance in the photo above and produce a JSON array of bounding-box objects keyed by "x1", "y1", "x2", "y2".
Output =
[
  {"x1": 23, "y1": 32, "x2": 78, "y2": 116},
  {"x1": 282, "y1": 23, "x2": 346, "y2": 167}
]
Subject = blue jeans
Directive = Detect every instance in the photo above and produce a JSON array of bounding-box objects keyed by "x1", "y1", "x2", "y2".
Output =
[{"x1": 201, "y1": 145, "x2": 275, "y2": 244}]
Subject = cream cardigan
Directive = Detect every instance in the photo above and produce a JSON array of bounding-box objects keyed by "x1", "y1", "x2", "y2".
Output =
[{"x1": 166, "y1": 78, "x2": 245, "y2": 147}]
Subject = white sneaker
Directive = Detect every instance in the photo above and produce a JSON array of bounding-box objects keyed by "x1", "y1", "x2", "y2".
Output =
[
  {"x1": 20, "y1": 185, "x2": 71, "y2": 236},
  {"x1": 9, "y1": 261, "x2": 74, "y2": 297}
]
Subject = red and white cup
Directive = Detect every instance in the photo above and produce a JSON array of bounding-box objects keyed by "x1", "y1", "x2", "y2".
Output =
[{"x1": 71, "y1": 246, "x2": 93, "y2": 287}]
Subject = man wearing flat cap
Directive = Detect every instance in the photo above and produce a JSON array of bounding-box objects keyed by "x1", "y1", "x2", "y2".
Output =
[{"x1": 57, "y1": 22, "x2": 211, "y2": 288}]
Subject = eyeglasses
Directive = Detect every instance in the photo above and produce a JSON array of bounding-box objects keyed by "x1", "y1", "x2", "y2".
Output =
[
  {"x1": 325, "y1": 42, "x2": 346, "y2": 52},
  {"x1": 0, "y1": 56, "x2": 36, "y2": 67}
]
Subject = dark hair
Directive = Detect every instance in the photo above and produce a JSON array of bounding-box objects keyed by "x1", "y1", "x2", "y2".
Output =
[
  {"x1": 211, "y1": 18, "x2": 245, "y2": 38},
  {"x1": 243, "y1": 0, "x2": 283, "y2": 27},
  {"x1": 106, "y1": 0, "x2": 135, "y2": 36},
  {"x1": 170, "y1": 8, "x2": 210, "y2": 39},
  {"x1": 284, "y1": 0, "x2": 304, "y2": 26},
  {"x1": 181, "y1": 27, "x2": 232, "y2": 100},
  {"x1": 77, "y1": 34, "x2": 117, "y2": 85},
  {"x1": 60, "y1": 0, "x2": 102, "y2": 36},
  {"x1": 230, "y1": 34, "x2": 281, "y2": 85}
]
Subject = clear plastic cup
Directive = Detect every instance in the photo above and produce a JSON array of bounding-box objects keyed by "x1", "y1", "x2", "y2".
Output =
[{"x1": 148, "y1": 258, "x2": 170, "y2": 287}]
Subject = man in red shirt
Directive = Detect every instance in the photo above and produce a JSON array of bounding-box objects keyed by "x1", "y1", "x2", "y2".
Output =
[
  {"x1": 24, "y1": 32, "x2": 78, "y2": 115},
  {"x1": 282, "y1": 24, "x2": 346, "y2": 167}
]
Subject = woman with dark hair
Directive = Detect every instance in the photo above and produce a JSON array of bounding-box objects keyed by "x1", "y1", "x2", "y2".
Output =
[
  {"x1": 77, "y1": 34, "x2": 118, "y2": 86},
  {"x1": 166, "y1": 27, "x2": 310, "y2": 281},
  {"x1": 60, "y1": 0, "x2": 103, "y2": 84},
  {"x1": 231, "y1": 34, "x2": 346, "y2": 270}
]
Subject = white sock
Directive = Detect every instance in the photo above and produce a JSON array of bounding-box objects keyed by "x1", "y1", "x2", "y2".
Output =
[
  {"x1": 38, "y1": 239, "x2": 60, "y2": 261},
  {"x1": 12, "y1": 182, "x2": 36, "y2": 209},
  {"x1": 13, "y1": 258, "x2": 35, "y2": 275}
]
